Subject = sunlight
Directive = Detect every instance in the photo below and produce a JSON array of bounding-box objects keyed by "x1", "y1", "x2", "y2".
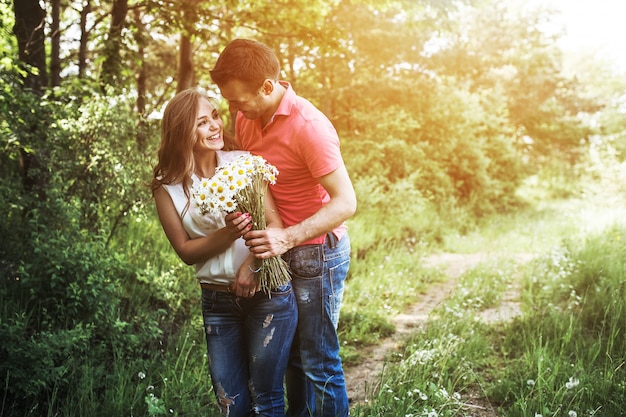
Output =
[{"x1": 540, "y1": 0, "x2": 626, "y2": 72}]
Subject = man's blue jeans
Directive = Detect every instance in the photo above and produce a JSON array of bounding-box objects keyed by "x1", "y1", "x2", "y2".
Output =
[
  {"x1": 283, "y1": 233, "x2": 351, "y2": 417},
  {"x1": 202, "y1": 284, "x2": 297, "y2": 417}
]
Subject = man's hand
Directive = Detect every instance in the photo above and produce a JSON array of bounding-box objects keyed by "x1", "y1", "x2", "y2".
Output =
[{"x1": 243, "y1": 227, "x2": 292, "y2": 259}]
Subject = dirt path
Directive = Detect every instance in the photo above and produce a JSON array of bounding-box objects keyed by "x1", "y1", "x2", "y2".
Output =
[{"x1": 344, "y1": 253, "x2": 533, "y2": 411}]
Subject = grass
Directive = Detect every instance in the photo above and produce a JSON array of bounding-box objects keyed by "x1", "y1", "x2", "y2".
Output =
[
  {"x1": 339, "y1": 241, "x2": 445, "y2": 363},
  {"x1": 113, "y1": 174, "x2": 624, "y2": 417},
  {"x1": 490, "y1": 229, "x2": 626, "y2": 416},
  {"x1": 348, "y1": 179, "x2": 626, "y2": 416},
  {"x1": 7, "y1": 163, "x2": 625, "y2": 416}
]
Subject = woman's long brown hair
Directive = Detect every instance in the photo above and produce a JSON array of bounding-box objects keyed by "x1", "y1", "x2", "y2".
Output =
[{"x1": 151, "y1": 88, "x2": 235, "y2": 199}]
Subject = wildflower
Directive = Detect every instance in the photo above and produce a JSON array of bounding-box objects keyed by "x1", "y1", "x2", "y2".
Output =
[
  {"x1": 565, "y1": 376, "x2": 580, "y2": 389},
  {"x1": 138, "y1": 371, "x2": 146, "y2": 380},
  {"x1": 527, "y1": 379, "x2": 535, "y2": 386},
  {"x1": 535, "y1": 414, "x2": 542, "y2": 417},
  {"x1": 568, "y1": 411, "x2": 577, "y2": 417}
]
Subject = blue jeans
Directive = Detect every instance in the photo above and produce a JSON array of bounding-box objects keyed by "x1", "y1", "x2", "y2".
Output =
[
  {"x1": 202, "y1": 284, "x2": 297, "y2": 417},
  {"x1": 283, "y1": 233, "x2": 351, "y2": 417}
]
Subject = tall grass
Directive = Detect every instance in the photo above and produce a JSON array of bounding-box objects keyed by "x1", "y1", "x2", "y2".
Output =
[
  {"x1": 349, "y1": 254, "x2": 530, "y2": 416},
  {"x1": 350, "y1": 218, "x2": 626, "y2": 416},
  {"x1": 12, "y1": 157, "x2": 624, "y2": 416},
  {"x1": 44, "y1": 324, "x2": 220, "y2": 417},
  {"x1": 494, "y1": 227, "x2": 626, "y2": 416}
]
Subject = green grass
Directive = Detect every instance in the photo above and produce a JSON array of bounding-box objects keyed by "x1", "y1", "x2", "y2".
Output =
[
  {"x1": 107, "y1": 173, "x2": 626, "y2": 417},
  {"x1": 348, "y1": 186, "x2": 626, "y2": 416},
  {"x1": 52, "y1": 323, "x2": 220, "y2": 417},
  {"x1": 6, "y1": 160, "x2": 626, "y2": 416}
]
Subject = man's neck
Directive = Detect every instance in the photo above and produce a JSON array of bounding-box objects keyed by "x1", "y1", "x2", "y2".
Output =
[{"x1": 261, "y1": 82, "x2": 287, "y2": 128}]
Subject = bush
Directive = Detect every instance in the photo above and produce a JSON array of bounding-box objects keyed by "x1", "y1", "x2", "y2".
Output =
[{"x1": 0, "y1": 83, "x2": 171, "y2": 416}]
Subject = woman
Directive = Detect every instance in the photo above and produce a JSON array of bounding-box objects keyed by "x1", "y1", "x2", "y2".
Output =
[{"x1": 151, "y1": 88, "x2": 297, "y2": 416}]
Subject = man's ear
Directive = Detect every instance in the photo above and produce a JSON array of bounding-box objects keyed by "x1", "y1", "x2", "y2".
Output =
[{"x1": 261, "y1": 79, "x2": 274, "y2": 95}]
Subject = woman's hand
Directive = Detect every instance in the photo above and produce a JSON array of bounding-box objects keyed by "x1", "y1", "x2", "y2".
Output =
[
  {"x1": 231, "y1": 256, "x2": 259, "y2": 297},
  {"x1": 224, "y1": 212, "x2": 252, "y2": 241}
]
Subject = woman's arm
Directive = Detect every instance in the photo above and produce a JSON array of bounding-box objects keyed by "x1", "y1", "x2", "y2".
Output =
[{"x1": 154, "y1": 186, "x2": 250, "y2": 265}]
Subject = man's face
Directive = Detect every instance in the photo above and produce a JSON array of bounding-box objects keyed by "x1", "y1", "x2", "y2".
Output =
[{"x1": 218, "y1": 79, "x2": 268, "y2": 120}]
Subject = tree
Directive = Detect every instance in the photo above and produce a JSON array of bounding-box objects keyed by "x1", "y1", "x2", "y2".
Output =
[
  {"x1": 78, "y1": 0, "x2": 91, "y2": 78},
  {"x1": 428, "y1": 0, "x2": 601, "y2": 161},
  {"x1": 11, "y1": 0, "x2": 49, "y2": 198},
  {"x1": 100, "y1": 0, "x2": 128, "y2": 88},
  {"x1": 12, "y1": 0, "x2": 47, "y2": 92},
  {"x1": 50, "y1": 0, "x2": 61, "y2": 86}
]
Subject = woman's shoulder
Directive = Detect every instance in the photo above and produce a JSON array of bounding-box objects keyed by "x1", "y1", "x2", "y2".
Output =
[
  {"x1": 161, "y1": 180, "x2": 184, "y2": 195},
  {"x1": 217, "y1": 150, "x2": 249, "y2": 165}
]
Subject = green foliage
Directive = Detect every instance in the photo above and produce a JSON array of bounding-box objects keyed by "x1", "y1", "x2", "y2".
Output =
[
  {"x1": 0, "y1": 190, "x2": 161, "y2": 413},
  {"x1": 340, "y1": 240, "x2": 444, "y2": 363},
  {"x1": 0, "y1": 80, "x2": 186, "y2": 416},
  {"x1": 524, "y1": 229, "x2": 626, "y2": 339},
  {"x1": 348, "y1": 174, "x2": 445, "y2": 258},
  {"x1": 447, "y1": 258, "x2": 521, "y2": 312},
  {"x1": 352, "y1": 313, "x2": 490, "y2": 417},
  {"x1": 0, "y1": 0, "x2": 15, "y2": 53},
  {"x1": 0, "y1": 318, "x2": 94, "y2": 415},
  {"x1": 344, "y1": 77, "x2": 524, "y2": 217},
  {"x1": 339, "y1": 310, "x2": 395, "y2": 363},
  {"x1": 0, "y1": 67, "x2": 49, "y2": 189},
  {"x1": 42, "y1": 83, "x2": 155, "y2": 240},
  {"x1": 2, "y1": 0, "x2": 626, "y2": 415}
]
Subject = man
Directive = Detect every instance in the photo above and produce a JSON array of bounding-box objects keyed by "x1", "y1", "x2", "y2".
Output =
[{"x1": 211, "y1": 39, "x2": 357, "y2": 417}]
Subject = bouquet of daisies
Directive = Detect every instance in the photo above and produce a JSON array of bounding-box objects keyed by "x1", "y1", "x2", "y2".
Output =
[{"x1": 190, "y1": 154, "x2": 290, "y2": 294}]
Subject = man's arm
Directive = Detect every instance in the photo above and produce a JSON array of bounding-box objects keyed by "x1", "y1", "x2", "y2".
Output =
[{"x1": 244, "y1": 164, "x2": 357, "y2": 259}]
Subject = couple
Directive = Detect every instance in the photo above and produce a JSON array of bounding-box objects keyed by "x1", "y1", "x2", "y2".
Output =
[{"x1": 151, "y1": 39, "x2": 357, "y2": 417}]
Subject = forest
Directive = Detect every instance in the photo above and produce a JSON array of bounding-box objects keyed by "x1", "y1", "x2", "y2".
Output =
[{"x1": 1, "y1": 0, "x2": 625, "y2": 416}]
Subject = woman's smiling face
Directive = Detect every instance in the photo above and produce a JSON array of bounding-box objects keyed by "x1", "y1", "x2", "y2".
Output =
[{"x1": 193, "y1": 98, "x2": 224, "y2": 154}]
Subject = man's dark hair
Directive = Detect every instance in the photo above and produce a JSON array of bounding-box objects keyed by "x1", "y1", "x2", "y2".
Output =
[{"x1": 210, "y1": 39, "x2": 281, "y2": 89}]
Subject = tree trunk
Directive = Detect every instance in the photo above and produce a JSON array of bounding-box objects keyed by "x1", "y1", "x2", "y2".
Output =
[
  {"x1": 50, "y1": 0, "x2": 61, "y2": 87},
  {"x1": 12, "y1": 0, "x2": 47, "y2": 93},
  {"x1": 12, "y1": 0, "x2": 48, "y2": 199},
  {"x1": 100, "y1": 0, "x2": 128, "y2": 88},
  {"x1": 78, "y1": 0, "x2": 91, "y2": 78},
  {"x1": 177, "y1": 0, "x2": 200, "y2": 92},
  {"x1": 134, "y1": 8, "x2": 147, "y2": 149},
  {"x1": 177, "y1": 34, "x2": 194, "y2": 92}
]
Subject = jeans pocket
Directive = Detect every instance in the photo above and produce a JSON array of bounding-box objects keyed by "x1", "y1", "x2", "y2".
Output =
[
  {"x1": 285, "y1": 245, "x2": 323, "y2": 278},
  {"x1": 270, "y1": 284, "x2": 293, "y2": 296},
  {"x1": 201, "y1": 289, "x2": 217, "y2": 313}
]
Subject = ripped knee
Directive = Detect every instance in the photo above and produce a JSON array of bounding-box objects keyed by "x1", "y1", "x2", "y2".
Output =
[{"x1": 215, "y1": 383, "x2": 238, "y2": 415}]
